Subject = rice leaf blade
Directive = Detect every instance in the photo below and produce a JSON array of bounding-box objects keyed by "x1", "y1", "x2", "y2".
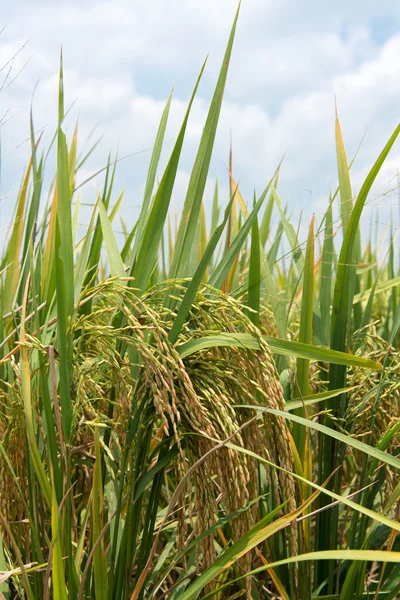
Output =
[
  {"x1": 131, "y1": 61, "x2": 207, "y2": 291},
  {"x1": 168, "y1": 3, "x2": 241, "y2": 281}
]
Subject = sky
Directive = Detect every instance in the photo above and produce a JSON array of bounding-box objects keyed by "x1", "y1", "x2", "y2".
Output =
[{"x1": 1, "y1": 0, "x2": 400, "y2": 246}]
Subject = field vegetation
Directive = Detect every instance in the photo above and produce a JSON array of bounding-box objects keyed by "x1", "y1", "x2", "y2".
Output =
[{"x1": 0, "y1": 5, "x2": 399, "y2": 599}]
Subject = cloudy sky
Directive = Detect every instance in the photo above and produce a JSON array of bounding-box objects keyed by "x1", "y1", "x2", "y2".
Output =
[{"x1": 1, "y1": 0, "x2": 400, "y2": 244}]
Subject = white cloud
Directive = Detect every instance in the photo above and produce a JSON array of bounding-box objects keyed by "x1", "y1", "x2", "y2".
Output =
[{"x1": 1, "y1": 0, "x2": 399, "y2": 243}]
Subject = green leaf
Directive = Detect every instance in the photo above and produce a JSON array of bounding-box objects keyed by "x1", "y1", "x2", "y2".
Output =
[
  {"x1": 335, "y1": 105, "x2": 353, "y2": 233},
  {"x1": 92, "y1": 432, "x2": 108, "y2": 600},
  {"x1": 209, "y1": 180, "x2": 271, "y2": 289},
  {"x1": 51, "y1": 489, "x2": 68, "y2": 600},
  {"x1": 74, "y1": 205, "x2": 97, "y2": 302},
  {"x1": 285, "y1": 387, "x2": 359, "y2": 411},
  {"x1": 168, "y1": 188, "x2": 237, "y2": 343},
  {"x1": 2, "y1": 155, "x2": 33, "y2": 314},
  {"x1": 0, "y1": 530, "x2": 9, "y2": 598},
  {"x1": 55, "y1": 125, "x2": 74, "y2": 439},
  {"x1": 205, "y1": 549, "x2": 400, "y2": 599},
  {"x1": 271, "y1": 185, "x2": 305, "y2": 274},
  {"x1": 264, "y1": 408, "x2": 400, "y2": 471},
  {"x1": 331, "y1": 123, "x2": 400, "y2": 362},
  {"x1": 19, "y1": 282, "x2": 52, "y2": 510},
  {"x1": 168, "y1": 2, "x2": 241, "y2": 280},
  {"x1": 132, "y1": 90, "x2": 173, "y2": 263},
  {"x1": 247, "y1": 194, "x2": 260, "y2": 327},
  {"x1": 80, "y1": 154, "x2": 117, "y2": 302},
  {"x1": 177, "y1": 332, "x2": 382, "y2": 370},
  {"x1": 353, "y1": 273, "x2": 400, "y2": 305},
  {"x1": 259, "y1": 174, "x2": 277, "y2": 248},
  {"x1": 320, "y1": 199, "x2": 333, "y2": 346},
  {"x1": 210, "y1": 178, "x2": 220, "y2": 238},
  {"x1": 131, "y1": 61, "x2": 207, "y2": 291},
  {"x1": 296, "y1": 215, "x2": 315, "y2": 397},
  {"x1": 97, "y1": 195, "x2": 126, "y2": 280}
]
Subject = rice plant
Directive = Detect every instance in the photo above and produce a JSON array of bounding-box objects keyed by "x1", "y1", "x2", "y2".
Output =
[{"x1": 0, "y1": 4, "x2": 399, "y2": 599}]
